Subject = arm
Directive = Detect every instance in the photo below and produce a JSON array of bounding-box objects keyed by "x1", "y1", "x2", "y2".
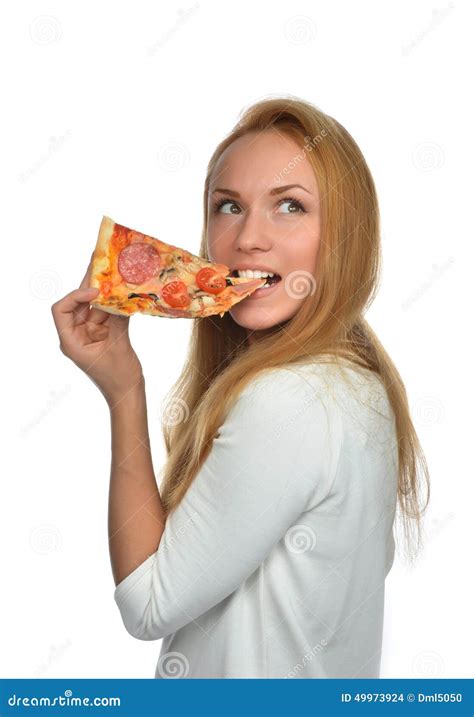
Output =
[
  {"x1": 108, "y1": 379, "x2": 166, "y2": 586},
  {"x1": 49, "y1": 255, "x2": 167, "y2": 595},
  {"x1": 113, "y1": 367, "x2": 344, "y2": 641}
]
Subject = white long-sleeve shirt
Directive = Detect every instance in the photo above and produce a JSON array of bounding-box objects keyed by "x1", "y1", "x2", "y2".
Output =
[{"x1": 113, "y1": 360, "x2": 398, "y2": 679}]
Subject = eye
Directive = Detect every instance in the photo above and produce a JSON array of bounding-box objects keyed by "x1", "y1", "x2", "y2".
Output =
[
  {"x1": 212, "y1": 198, "x2": 241, "y2": 214},
  {"x1": 277, "y1": 197, "x2": 306, "y2": 214},
  {"x1": 211, "y1": 195, "x2": 306, "y2": 215}
]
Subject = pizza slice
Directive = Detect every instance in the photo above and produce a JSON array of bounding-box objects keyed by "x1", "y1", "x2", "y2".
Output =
[{"x1": 89, "y1": 216, "x2": 267, "y2": 319}]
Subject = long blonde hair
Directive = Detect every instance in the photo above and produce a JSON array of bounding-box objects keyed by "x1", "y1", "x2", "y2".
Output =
[{"x1": 159, "y1": 95, "x2": 430, "y2": 564}]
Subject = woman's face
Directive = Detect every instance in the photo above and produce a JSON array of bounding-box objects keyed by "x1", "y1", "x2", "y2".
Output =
[{"x1": 207, "y1": 130, "x2": 321, "y2": 343}]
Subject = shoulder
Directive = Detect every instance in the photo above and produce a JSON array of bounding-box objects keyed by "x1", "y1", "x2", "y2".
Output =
[
  {"x1": 227, "y1": 360, "x2": 394, "y2": 441},
  {"x1": 233, "y1": 364, "x2": 333, "y2": 412},
  {"x1": 235, "y1": 360, "x2": 378, "y2": 408},
  {"x1": 223, "y1": 363, "x2": 345, "y2": 442}
]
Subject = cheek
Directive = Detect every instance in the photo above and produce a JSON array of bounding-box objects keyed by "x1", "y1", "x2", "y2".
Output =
[
  {"x1": 206, "y1": 233, "x2": 217, "y2": 262},
  {"x1": 206, "y1": 227, "x2": 224, "y2": 261},
  {"x1": 207, "y1": 234, "x2": 234, "y2": 266},
  {"x1": 291, "y1": 235, "x2": 320, "y2": 272},
  {"x1": 282, "y1": 237, "x2": 320, "y2": 273}
]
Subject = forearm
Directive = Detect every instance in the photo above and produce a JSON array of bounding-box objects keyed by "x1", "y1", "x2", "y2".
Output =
[{"x1": 107, "y1": 379, "x2": 166, "y2": 586}]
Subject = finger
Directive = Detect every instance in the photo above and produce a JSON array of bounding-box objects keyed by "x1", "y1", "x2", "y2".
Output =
[
  {"x1": 86, "y1": 322, "x2": 109, "y2": 342},
  {"x1": 88, "y1": 304, "x2": 131, "y2": 327},
  {"x1": 79, "y1": 251, "x2": 95, "y2": 290},
  {"x1": 75, "y1": 284, "x2": 102, "y2": 325},
  {"x1": 87, "y1": 304, "x2": 112, "y2": 325},
  {"x1": 75, "y1": 301, "x2": 95, "y2": 325},
  {"x1": 77, "y1": 252, "x2": 107, "y2": 324},
  {"x1": 51, "y1": 287, "x2": 99, "y2": 342}
]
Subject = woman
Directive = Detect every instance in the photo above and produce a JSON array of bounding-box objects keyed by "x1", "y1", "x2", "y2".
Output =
[{"x1": 51, "y1": 96, "x2": 430, "y2": 679}]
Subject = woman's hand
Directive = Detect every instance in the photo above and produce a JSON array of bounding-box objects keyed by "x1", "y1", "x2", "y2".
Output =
[{"x1": 51, "y1": 253, "x2": 144, "y2": 408}]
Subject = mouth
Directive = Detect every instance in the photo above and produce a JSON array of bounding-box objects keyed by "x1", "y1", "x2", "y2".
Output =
[{"x1": 229, "y1": 270, "x2": 282, "y2": 289}]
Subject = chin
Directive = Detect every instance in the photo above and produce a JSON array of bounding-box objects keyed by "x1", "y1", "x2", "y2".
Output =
[
  {"x1": 230, "y1": 316, "x2": 274, "y2": 331},
  {"x1": 229, "y1": 304, "x2": 295, "y2": 331}
]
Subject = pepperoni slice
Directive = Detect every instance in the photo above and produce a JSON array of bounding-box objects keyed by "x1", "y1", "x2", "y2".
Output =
[{"x1": 117, "y1": 242, "x2": 162, "y2": 284}]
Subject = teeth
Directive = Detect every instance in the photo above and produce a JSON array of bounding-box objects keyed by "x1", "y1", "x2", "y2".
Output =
[{"x1": 236, "y1": 269, "x2": 275, "y2": 278}]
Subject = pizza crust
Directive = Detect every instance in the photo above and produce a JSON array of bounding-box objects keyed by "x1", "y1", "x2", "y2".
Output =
[{"x1": 90, "y1": 215, "x2": 114, "y2": 288}]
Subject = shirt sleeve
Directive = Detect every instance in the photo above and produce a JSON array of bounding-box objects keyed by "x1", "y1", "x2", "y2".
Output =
[{"x1": 113, "y1": 366, "x2": 343, "y2": 640}]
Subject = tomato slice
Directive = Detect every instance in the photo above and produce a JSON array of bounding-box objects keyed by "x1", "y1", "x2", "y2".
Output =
[
  {"x1": 196, "y1": 267, "x2": 227, "y2": 294},
  {"x1": 162, "y1": 280, "x2": 191, "y2": 308}
]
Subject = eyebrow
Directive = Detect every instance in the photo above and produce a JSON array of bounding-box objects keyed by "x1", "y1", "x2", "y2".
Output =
[{"x1": 210, "y1": 183, "x2": 312, "y2": 197}]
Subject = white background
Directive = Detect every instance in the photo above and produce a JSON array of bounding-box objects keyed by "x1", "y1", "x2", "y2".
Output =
[{"x1": 1, "y1": 0, "x2": 472, "y2": 679}]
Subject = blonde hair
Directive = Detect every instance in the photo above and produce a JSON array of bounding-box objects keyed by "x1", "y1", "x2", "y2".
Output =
[{"x1": 159, "y1": 95, "x2": 430, "y2": 564}]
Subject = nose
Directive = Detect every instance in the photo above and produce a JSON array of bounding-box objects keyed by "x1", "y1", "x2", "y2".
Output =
[{"x1": 233, "y1": 204, "x2": 273, "y2": 253}]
